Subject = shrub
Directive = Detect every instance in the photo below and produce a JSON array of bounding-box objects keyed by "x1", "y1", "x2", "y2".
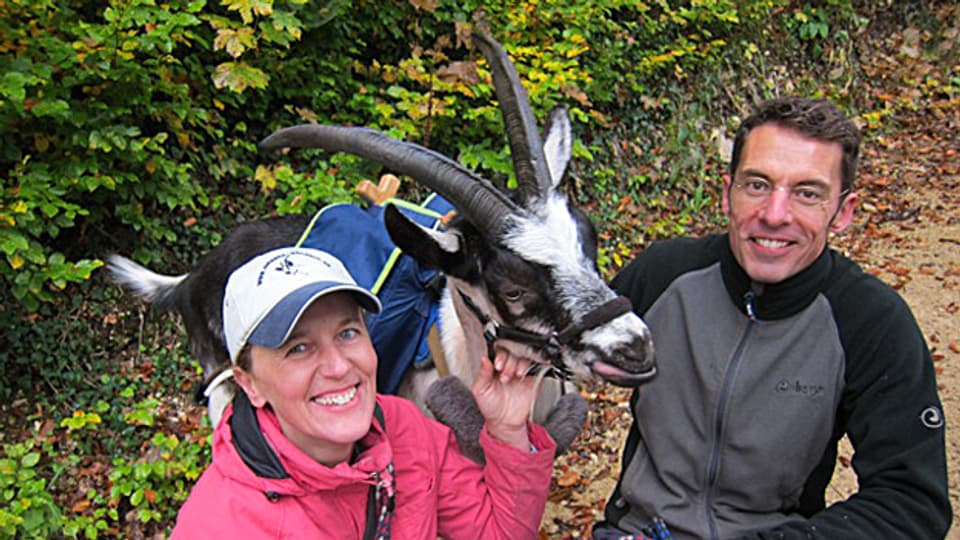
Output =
[
  {"x1": 2, "y1": 1, "x2": 905, "y2": 537},
  {"x1": 2, "y1": 0, "x2": 811, "y2": 312}
]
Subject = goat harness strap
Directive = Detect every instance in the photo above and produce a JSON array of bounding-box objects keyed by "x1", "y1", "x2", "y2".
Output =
[
  {"x1": 554, "y1": 296, "x2": 633, "y2": 344},
  {"x1": 456, "y1": 290, "x2": 634, "y2": 375}
]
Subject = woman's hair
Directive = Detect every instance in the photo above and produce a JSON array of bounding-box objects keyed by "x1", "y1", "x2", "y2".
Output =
[{"x1": 236, "y1": 345, "x2": 252, "y2": 371}]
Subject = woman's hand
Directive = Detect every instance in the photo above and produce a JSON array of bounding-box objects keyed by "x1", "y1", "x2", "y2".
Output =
[{"x1": 472, "y1": 349, "x2": 537, "y2": 451}]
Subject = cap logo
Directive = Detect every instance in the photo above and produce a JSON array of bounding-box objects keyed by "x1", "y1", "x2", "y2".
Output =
[{"x1": 256, "y1": 251, "x2": 334, "y2": 286}]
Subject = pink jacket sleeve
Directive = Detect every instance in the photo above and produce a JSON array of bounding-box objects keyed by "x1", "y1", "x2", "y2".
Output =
[{"x1": 435, "y1": 421, "x2": 556, "y2": 540}]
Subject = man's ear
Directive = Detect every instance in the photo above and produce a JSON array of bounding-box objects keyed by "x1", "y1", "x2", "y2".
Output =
[
  {"x1": 233, "y1": 365, "x2": 267, "y2": 408},
  {"x1": 721, "y1": 173, "x2": 733, "y2": 217},
  {"x1": 830, "y1": 191, "x2": 859, "y2": 233}
]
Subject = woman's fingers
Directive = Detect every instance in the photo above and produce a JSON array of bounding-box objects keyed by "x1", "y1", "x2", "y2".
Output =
[{"x1": 492, "y1": 349, "x2": 536, "y2": 382}]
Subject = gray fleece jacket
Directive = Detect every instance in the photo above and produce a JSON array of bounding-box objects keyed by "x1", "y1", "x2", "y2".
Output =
[{"x1": 601, "y1": 234, "x2": 950, "y2": 539}]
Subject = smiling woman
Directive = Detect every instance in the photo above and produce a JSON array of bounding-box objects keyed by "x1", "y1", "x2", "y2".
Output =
[
  {"x1": 234, "y1": 295, "x2": 381, "y2": 466},
  {"x1": 168, "y1": 246, "x2": 557, "y2": 539}
]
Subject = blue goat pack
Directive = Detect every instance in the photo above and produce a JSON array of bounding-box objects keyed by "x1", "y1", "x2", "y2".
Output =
[{"x1": 295, "y1": 194, "x2": 455, "y2": 395}]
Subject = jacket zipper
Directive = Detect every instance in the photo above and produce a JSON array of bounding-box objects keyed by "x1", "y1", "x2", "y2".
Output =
[{"x1": 704, "y1": 290, "x2": 758, "y2": 539}]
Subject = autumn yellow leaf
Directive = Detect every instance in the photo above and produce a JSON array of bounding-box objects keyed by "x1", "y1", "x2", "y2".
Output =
[{"x1": 255, "y1": 164, "x2": 277, "y2": 192}]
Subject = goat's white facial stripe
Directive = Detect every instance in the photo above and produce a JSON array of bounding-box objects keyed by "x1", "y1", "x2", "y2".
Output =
[
  {"x1": 503, "y1": 194, "x2": 609, "y2": 318},
  {"x1": 504, "y1": 195, "x2": 589, "y2": 274},
  {"x1": 497, "y1": 194, "x2": 654, "y2": 379}
]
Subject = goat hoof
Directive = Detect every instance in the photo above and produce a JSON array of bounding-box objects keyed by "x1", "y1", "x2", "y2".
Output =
[
  {"x1": 425, "y1": 376, "x2": 486, "y2": 465},
  {"x1": 543, "y1": 392, "x2": 589, "y2": 456}
]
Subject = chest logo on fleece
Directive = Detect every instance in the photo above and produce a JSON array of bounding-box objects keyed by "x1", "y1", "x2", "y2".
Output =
[{"x1": 775, "y1": 379, "x2": 824, "y2": 397}]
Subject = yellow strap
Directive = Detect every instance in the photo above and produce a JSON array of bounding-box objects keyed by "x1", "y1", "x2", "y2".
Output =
[
  {"x1": 370, "y1": 248, "x2": 401, "y2": 295},
  {"x1": 384, "y1": 196, "x2": 445, "y2": 221},
  {"x1": 294, "y1": 203, "x2": 343, "y2": 247}
]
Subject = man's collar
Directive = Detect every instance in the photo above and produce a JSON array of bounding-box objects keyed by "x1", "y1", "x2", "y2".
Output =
[{"x1": 719, "y1": 236, "x2": 833, "y2": 320}]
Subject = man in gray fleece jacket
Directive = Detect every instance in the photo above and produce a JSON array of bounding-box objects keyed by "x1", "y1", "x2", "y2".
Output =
[{"x1": 594, "y1": 97, "x2": 950, "y2": 539}]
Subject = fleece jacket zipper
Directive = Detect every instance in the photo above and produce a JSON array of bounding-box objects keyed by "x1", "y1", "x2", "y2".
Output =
[{"x1": 705, "y1": 290, "x2": 758, "y2": 539}]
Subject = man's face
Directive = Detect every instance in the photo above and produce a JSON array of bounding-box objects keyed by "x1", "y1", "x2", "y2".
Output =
[
  {"x1": 234, "y1": 292, "x2": 378, "y2": 466},
  {"x1": 722, "y1": 123, "x2": 858, "y2": 284}
]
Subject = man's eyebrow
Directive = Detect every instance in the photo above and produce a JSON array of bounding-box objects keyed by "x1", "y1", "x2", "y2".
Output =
[
  {"x1": 737, "y1": 168, "x2": 830, "y2": 188},
  {"x1": 794, "y1": 178, "x2": 831, "y2": 188},
  {"x1": 736, "y1": 168, "x2": 770, "y2": 180}
]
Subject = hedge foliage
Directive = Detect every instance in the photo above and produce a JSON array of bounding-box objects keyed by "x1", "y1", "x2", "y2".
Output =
[{"x1": 0, "y1": 0, "x2": 824, "y2": 312}]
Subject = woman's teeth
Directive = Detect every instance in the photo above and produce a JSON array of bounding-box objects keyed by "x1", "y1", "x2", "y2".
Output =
[{"x1": 314, "y1": 386, "x2": 357, "y2": 406}]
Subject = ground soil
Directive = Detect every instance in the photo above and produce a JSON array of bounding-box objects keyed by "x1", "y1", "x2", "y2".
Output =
[{"x1": 541, "y1": 90, "x2": 960, "y2": 540}]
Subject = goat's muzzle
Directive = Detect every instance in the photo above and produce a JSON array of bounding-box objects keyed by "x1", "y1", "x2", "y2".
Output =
[
  {"x1": 591, "y1": 356, "x2": 657, "y2": 387},
  {"x1": 588, "y1": 315, "x2": 657, "y2": 388}
]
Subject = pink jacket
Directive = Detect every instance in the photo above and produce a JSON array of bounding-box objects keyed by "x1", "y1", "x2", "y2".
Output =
[{"x1": 170, "y1": 394, "x2": 556, "y2": 539}]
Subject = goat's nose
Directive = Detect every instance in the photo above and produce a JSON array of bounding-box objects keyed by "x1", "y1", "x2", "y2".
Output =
[
  {"x1": 590, "y1": 336, "x2": 657, "y2": 388},
  {"x1": 621, "y1": 333, "x2": 656, "y2": 372}
]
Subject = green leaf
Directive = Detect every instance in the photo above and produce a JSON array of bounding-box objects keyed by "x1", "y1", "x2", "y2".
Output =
[
  {"x1": 0, "y1": 72, "x2": 37, "y2": 102},
  {"x1": 20, "y1": 453, "x2": 40, "y2": 468},
  {"x1": 212, "y1": 62, "x2": 269, "y2": 92},
  {"x1": 222, "y1": 0, "x2": 273, "y2": 24},
  {"x1": 264, "y1": 10, "x2": 303, "y2": 42}
]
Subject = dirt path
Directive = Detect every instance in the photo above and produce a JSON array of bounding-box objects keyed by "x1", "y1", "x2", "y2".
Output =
[
  {"x1": 829, "y1": 133, "x2": 960, "y2": 536},
  {"x1": 829, "y1": 217, "x2": 960, "y2": 538},
  {"x1": 542, "y1": 97, "x2": 960, "y2": 538}
]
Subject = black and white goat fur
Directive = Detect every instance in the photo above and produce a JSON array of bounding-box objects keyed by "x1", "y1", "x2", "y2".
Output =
[{"x1": 107, "y1": 31, "x2": 656, "y2": 462}]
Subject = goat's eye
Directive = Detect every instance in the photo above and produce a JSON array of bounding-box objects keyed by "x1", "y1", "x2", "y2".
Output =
[{"x1": 503, "y1": 289, "x2": 524, "y2": 302}]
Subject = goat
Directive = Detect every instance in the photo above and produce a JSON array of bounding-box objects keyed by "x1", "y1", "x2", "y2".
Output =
[{"x1": 107, "y1": 31, "x2": 656, "y2": 460}]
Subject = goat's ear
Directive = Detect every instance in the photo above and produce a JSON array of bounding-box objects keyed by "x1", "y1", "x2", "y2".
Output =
[
  {"x1": 543, "y1": 107, "x2": 572, "y2": 190},
  {"x1": 384, "y1": 204, "x2": 478, "y2": 279}
]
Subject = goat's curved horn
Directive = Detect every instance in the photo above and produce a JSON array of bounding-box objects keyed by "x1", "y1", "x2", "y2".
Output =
[
  {"x1": 259, "y1": 125, "x2": 519, "y2": 236},
  {"x1": 472, "y1": 30, "x2": 552, "y2": 204}
]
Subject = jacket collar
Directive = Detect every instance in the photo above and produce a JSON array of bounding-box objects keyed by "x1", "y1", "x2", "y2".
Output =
[
  {"x1": 719, "y1": 234, "x2": 833, "y2": 320},
  {"x1": 229, "y1": 390, "x2": 288, "y2": 479},
  {"x1": 222, "y1": 392, "x2": 392, "y2": 493}
]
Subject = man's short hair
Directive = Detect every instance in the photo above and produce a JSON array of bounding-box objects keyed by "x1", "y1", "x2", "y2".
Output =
[{"x1": 730, "y1": 97, "x2": 862, "y2": 193}]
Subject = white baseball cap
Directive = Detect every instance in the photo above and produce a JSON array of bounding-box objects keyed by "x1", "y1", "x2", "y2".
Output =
[{"x1": 223, "y1": 247, "x2": 382, "y2": 363}]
